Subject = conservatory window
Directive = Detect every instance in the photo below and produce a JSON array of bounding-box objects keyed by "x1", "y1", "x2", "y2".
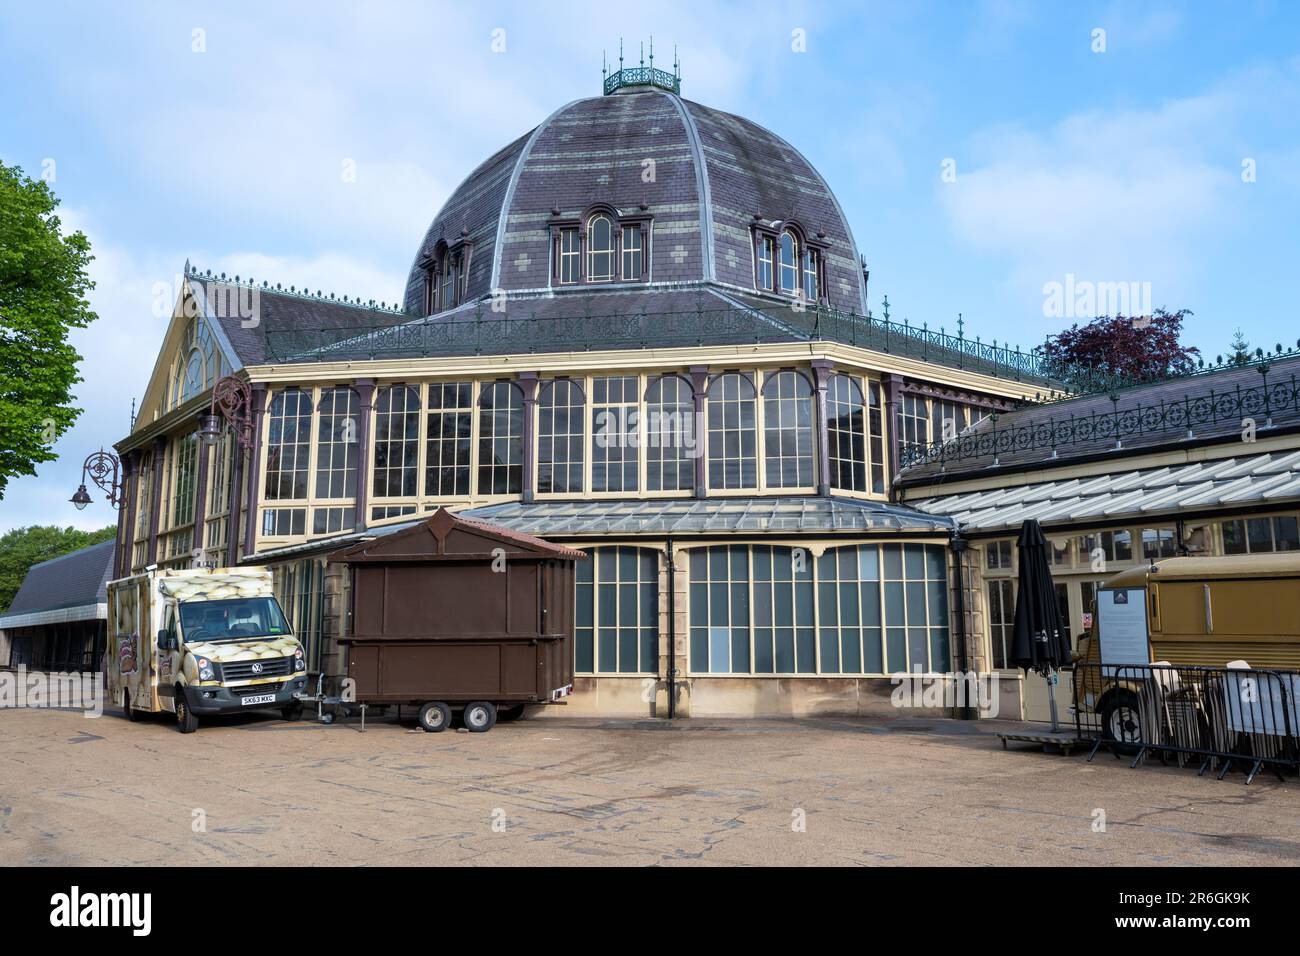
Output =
[
  {"x1": 425, "y1": 382, "x2": 473, "y2": 498},
  {"x1": 706, "y1": 373, "x2": 757, "y2": 490},
  {"x1": 827, "y1": 374, "x2": 867, "y2": 493},
  {"x1": 538, "y1": 379, "x2": 585, "y2": 494},
  {"x1": 867, "y1": 382, "x2": 886, "y2": 494},
  {"x1": 372, "y1": 385, "x2": 420, "y2": 498},
  {"x1": 646, "y1": 374, "x2": 695, "y2": 493},
  {"x1": 591, "y1": 376, "x2": 639, "y2": 493},
  {"x1": 574, "y1": 547, "x2": 659, "y2": 674},
  {"x1": 479, "y1": 382, "x2": 524, "y2": 495},
  {"x1": 314, "y1": 386, "x2": 359, "y2": 500},
  {"x1": 761, "y1": 371, "x2": 813, "y2": 488},
  {"x1": 265, "y1": 389, "x2": 313, "y2": 501}
]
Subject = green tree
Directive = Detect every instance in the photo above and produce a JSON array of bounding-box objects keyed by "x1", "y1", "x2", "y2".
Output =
[
  {"x1": 0, "y1": 161, "x2": 98, "y2": 499},
  {"x1": 1227, "y1": 328, "x2": 1252, "y2": 366},
  {"x1": 0, "y1": 524, "x2": 116, "y2": 612}
]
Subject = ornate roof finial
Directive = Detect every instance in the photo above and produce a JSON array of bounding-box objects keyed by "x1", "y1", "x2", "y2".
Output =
[
  {"x1": 649, "y1": 36, "x2": 654, "y2": 70},
  {"x1": 619, "y1": 38, "x2": 624, "y2": 71},
  {"x1": 639, "y1": 41, "x2": 644, "y2": 68}
]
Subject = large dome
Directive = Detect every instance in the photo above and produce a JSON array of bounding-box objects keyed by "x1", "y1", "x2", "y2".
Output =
[{"x1": 403, "y1": 83, "x2": 867, "y2": 316}]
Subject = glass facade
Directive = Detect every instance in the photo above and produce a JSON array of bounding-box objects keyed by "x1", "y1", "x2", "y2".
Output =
[
  {"x1": 575, "y1": 547, "x2": 659, "y2": 674},
  {"x1": 689, "y1": 544, "x2": 950, "y2": 675}
]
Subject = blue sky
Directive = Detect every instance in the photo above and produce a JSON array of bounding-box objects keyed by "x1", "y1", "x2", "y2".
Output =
[{"x1": 1, "y1": 0, "x2": 1298, "y2": 532}]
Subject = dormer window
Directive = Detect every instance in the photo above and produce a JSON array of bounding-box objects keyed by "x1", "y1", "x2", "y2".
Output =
[
  {"x1": 621, "y1": 225, "x2": 643, "y2": 279},
  {"x1": 751, "y1": 221, "x2": 828, "y2": 305},
  {"x1": 756, "y1": 236, "x2": 774, "y2": 290},
  {"x1": 550, "y1": 206, "x2": 650, "y2": 286},
  {"x1": 778, "y1": 231, "x2": 798, "y2": 294},
  {"x1": 587, "y1": 215, "x2": 615, "y2": 281},
  {"x1": 422, "y1": 239, "x2": 473, "y2": 315},
  {"x1": 559, "y1": 228, "x2": 580, "y2": 284},
  {"x1": 802, "y1": 248, "x2": 819, "y2": 302}
]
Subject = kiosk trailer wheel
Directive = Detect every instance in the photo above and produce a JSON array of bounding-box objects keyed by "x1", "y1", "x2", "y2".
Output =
[
  {"x1": 418, "y1": 701, "x2": 452, "y2": 733},
  {"x1": 463, "y1": 701, "x2": 497, "y2": 733}
]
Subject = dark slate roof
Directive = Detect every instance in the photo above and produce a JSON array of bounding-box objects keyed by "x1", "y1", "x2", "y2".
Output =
[
  {"x1": 899, "y1": 355, "x2": 1300, "y2": 484},
  {"x1": 1, "y1": 540, "x2": 115, "y2": 620},
  {"x1": 265, "y1": 286, "x2": 813, "y2": 362},
  {"x1": 400, "y1": 90, "x2": 866, "y2": 315},
  {"x1": 190, "y1": 276, "x2": 409, "y2": 366}
]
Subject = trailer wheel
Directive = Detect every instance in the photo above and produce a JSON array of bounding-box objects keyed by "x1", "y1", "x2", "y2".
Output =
[
  {"x1": 463, "y1": 701, "x2": 497, "y2": 733},
  {"x1": 497, "y1": 704, "x2": 526, "y2": 723},
  {"x1": 174, "y1": 690, "x2": 199, "y2": 734},
  {"x1": 418, "y1": 701, "x2": 452, "y2": 733},
  {"x1": 320, "y1": 711, "x2": 336, "y2": 725}
]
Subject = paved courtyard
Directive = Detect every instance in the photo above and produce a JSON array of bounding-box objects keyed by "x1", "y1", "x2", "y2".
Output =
[{"x1": 2, "y1": 705, "x2": 1298, "y2": 866}]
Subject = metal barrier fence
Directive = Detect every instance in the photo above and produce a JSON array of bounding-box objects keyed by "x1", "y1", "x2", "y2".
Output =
[{"x1": 1073, "y1": 662, "x2": 1300, "y2": 784}]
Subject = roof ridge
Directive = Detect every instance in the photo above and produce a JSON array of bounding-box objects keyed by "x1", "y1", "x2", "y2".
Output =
[{"x1": 186, "y1": 264, "x2": 406, "y2": 316}]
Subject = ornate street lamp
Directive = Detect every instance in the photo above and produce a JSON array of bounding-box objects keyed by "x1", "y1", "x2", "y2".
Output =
[
  {"x1": 201, "y1": 375, "x2": 254, "y2": 453},
  {"x1": 70, "y1": 449, "x2": 123, "y2": 511}
]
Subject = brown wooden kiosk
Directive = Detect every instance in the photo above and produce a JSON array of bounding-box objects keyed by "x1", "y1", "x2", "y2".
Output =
[{"x1": 330, "y1": 508, "x2": 584, "y2": 732}]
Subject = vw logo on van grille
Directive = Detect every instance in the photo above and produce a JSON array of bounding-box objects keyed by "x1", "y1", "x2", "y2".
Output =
[{"x1": 251, "y1": 662, "x2": 263, "y2": 674}]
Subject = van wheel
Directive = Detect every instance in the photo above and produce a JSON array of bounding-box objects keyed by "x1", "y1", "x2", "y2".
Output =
[
  {"x1": 1099, "y1": 691, "x2": 1142, "y2": 754},
  {"x1": 418, "y1": 701, "x2": 451, "y2": 733},
  {"x1": 175, "y1": 691, "x2": 199, "y2": 734},
  {"x1": 123, "y1": 691, "x2": 143, "y2": 721},
  {"x1": 463, "y1": 701, "x2": 497, "y2": 733}
]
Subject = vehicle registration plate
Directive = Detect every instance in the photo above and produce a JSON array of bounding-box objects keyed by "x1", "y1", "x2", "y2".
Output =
[{"x1": 241, "y1": 693, "x2": 276, "y2": 706}]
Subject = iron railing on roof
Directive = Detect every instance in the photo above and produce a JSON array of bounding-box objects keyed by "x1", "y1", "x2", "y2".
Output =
[
  {"x1": 603, "y1": 65, "x2": 680, "y2": 95},
  {"x1": 900, "y1": 369, "x2": 1300, "y2": 470},
  {"x1": 263, "y1": 298, "x2": 1062, "y2": 384}
]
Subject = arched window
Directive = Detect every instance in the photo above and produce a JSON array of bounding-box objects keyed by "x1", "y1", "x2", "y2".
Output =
[
  {"x1": 538, "y1": 379, "x2": 585, "y2": 494},
  {"x1": 762, "y1": 371, "x2": 813, "y2": 488},
  {"x1": 591, "y1": 376, "x2": 638, "y2": 492},
  {"x1": 646, "y1": 375, "x2": 695, "y2": 492},
  {"x1": 425, "y1": 382, "x2": 473, "y2": 497},
  {"x1": 706, "y1": 373, "x2": 757, "y2": 489},
  {"x1": 479, "y1": 382, "x2": 524, "y2": 495},
  {"x1": 315, "y1": 387, "x2": 359, "y2": 500},
  {"x1": 827, "y1": 374, "x2": 867, "y2": 492},
  {"x1": 778, "y1": 230, "x2": 798, "y2": 294},
  {"x1": 265, "y1": 389, "x2": 313, "y2": 501},
  {"x1": 372, "y1": 386, "x2": 420, "y2": 498},
  {"x1": 587, "y1": 214, "x2": 615, "y2": 281}
]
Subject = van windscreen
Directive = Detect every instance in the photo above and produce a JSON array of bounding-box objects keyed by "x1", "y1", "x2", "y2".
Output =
[{"x1": 179, "y1": 597, "x2": 290, "y2": 642}]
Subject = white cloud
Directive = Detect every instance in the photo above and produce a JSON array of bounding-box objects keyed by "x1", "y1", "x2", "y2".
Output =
[{"x1": 937, "y1": 65, "x2": 1300, "y2": 334}]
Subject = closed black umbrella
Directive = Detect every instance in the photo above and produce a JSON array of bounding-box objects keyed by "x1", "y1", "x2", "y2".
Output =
[{"x1": 1010, "y1": 519, "x2": 1072, "y2": 729}]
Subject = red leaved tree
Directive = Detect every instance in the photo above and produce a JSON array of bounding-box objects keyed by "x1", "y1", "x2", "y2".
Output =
[{"x1": 1041, "y1": 309, "x2": 1200, "y2": 388}]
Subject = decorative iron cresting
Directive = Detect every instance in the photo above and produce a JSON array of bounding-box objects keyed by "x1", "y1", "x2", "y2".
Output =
[
  {"x1": 900, "y1": 367, "x2": 1300, "y2": 470},
  {"x1": 603, "y1": 38, "x2": 680, "y2": 95}
]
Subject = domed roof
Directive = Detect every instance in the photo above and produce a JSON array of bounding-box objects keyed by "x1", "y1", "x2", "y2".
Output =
[{"x1": 403, "y1": 85, "x2": 866, "y2": 315}]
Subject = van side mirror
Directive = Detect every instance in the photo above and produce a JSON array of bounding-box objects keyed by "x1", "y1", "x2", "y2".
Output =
[{"x1": 157, "y1": 628, "x2": 172, "y2": 650}]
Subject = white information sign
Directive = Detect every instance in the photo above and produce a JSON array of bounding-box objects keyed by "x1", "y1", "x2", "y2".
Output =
[{"x1": 1097, "y1": 587, "x2": 1150, "y2": 676}]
